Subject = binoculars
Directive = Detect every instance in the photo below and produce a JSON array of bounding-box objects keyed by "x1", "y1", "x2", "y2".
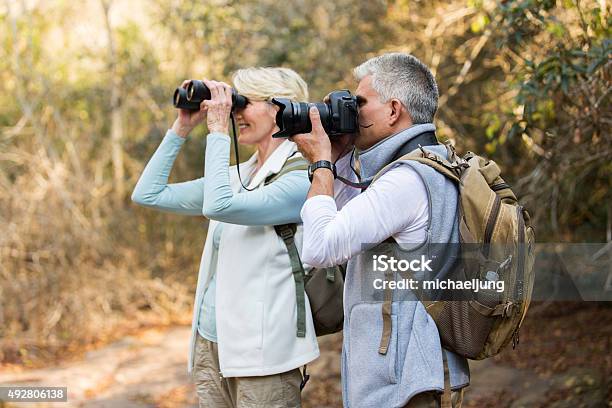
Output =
[
  {"x1": 173, "y1": 80, "x2": 248, "y2": 111},
  {"x1": 172, "y1": 80, "x2": 359, "y2": 139}
]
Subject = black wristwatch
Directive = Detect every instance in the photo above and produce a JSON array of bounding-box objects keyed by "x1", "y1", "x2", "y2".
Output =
[{"x1": 308, "y1": 160, "x2": 336, "y2": 182}]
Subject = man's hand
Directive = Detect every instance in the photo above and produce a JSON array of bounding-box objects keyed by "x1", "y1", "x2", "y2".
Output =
[
  {"x1": 321, "y1": 92, "x2": 355, "y2": 162},
  {"x1": 290, "y1": 107, "x2": 332, "y2": 163},
  {"x1": 291, "y1": 107, "x2": 338, "y2": 200}
]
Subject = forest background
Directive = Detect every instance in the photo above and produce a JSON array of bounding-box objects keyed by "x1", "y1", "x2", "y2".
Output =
[{"x1": 0, "y1": 0, "x2": 609, "y2": 399}]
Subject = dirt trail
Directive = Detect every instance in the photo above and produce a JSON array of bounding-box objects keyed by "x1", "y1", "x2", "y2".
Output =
[
  {"x1": 1, "y1": 322, "x2": 608, "y2": 408},
  {"x1": 0, "y1": 327, "x2": 197, "y2": 408}
]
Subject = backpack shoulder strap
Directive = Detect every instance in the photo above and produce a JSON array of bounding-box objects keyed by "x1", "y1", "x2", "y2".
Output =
[
  {"x1": 392, "y1": 131, "x2": 439, "y2": 160},
  {"x1": 274, "y1": 224, "x2": 306, "y2": 338},
  {"x1": 268, "y1": 152, "x2": 310, "y2": 338},
  {"x1": 265, "y1": 154, "x2": 309, "y2": 185},
  {"x1": 371, "y1": 144, "x2": 464, "y2": 185}
]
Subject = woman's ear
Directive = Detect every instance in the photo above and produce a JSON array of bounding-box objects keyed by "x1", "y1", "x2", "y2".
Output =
[
  {"x1": 388, "y1": 99, "x2": 403, "y2": 127},
  {"x1": 266, "y1": 102, "x2": 280, "y2": 133},
  {"x1": 266, "y1": 102, "x2": 277, "y2": 120}
]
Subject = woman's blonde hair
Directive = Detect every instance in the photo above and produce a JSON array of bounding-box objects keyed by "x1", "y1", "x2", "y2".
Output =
[{"x1": 232, "y1": 67, "x2": 309, "y2": 102}]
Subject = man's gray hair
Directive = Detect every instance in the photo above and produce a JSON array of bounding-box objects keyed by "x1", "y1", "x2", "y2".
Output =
[{"x1": 354, "y1": 52, "x2": 439, "y2": 124}]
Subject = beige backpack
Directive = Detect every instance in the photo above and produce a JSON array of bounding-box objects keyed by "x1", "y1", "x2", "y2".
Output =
[{"x1": 374, "y1": 143, "x2": 536, "y2": 360}]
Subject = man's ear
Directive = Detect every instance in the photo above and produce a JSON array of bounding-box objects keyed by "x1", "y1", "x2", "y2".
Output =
[{"x1": 388, "y1": 99, "x2": 404, "y2": 127}]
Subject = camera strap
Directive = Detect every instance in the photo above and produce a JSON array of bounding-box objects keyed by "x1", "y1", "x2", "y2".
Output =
[{"x1": 230, "y1": 113, "x2": 258, "y2": 191}]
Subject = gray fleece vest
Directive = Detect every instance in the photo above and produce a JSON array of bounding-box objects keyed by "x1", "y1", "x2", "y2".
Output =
[{"x1": 340, "y1": 124, "x2": 470, "y2": 408}]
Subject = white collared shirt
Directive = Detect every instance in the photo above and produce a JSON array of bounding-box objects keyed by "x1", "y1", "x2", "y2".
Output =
[{"x1": 300, "y1": 153, "x2": 429, "y2": 267}]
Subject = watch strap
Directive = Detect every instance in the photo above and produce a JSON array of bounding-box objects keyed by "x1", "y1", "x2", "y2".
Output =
[{"x1": 308, "y1": 160, "x2": 336, "y2": 181}]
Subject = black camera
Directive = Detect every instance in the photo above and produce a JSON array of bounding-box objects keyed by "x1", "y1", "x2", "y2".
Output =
[
  {"x1": 173, "y1": 80, "x2": 248, "y2": 111},
  {"x1": 271, "y1": 90, "x2": 358, "y2": 138}
]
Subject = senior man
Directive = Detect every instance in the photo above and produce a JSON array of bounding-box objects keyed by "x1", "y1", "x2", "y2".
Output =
[{"x1": 292, "y1": 53, "x2": 470, "y2": 408}]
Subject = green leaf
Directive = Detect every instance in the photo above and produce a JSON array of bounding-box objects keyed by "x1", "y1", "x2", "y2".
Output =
[
  {"x1": 587, "y1": 59, "x2": 605, "y2": 74},
  {"x1": 546, "y1": 22, "x2": 565, "y2": 38},
  {"x1": 470, "y1": 14, "x2": 490, "y2": 33}
]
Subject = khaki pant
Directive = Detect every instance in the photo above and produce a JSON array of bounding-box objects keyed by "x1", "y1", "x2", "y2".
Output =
[
  {"x1": 402, "y1": 388, "x2": 465, "y2": 408},
  {"x1": 192, "y1": 333, "x2": 303, "y2": 408}
]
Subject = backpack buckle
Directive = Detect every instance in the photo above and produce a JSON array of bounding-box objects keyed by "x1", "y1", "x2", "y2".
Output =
[
  {"x1": 299, "y1": 365, "x2": 310, "y2": 390},
  {"x1": 497, "y1": 255, "x2": 513, "y2": 273},
  {"x1": 418, "y1": 145, "x2": 441, "y2": 163},
  {"x1": 274, "y1": 225, "x2": 295, "y2": 243},
  {"x1": 503, "y1": 302, "x2": 517, "y2": 317}
]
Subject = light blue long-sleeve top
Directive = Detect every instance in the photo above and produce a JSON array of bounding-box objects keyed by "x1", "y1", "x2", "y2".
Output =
[{"x1": 131, "y1": 129, "x2": 310, "y2": 342}]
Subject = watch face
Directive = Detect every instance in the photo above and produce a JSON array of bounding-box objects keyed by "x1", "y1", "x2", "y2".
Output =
[{"x1": 307, "y1": 163, "x2": 316, "y2": 181}]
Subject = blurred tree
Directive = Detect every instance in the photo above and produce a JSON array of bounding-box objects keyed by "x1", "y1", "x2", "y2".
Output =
[
  {"x1": 0, "y1": 0, "x2": 609, "y2": 362},
  {"x1": 498, "y1": 1, "x2": 611, "y2": 241},
  {"x1": 384, "y1": 0, "x2": 610, "y2": 241},
  {"x1": 151, "y1": 0, "x2": 391, "y2": 98},
  {"x1": 101, "y1": 0, "x2": 126, "y2": 204}
]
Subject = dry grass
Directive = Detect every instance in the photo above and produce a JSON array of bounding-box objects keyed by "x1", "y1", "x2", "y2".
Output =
[{"x1": 0, "y1": 140, "x2": 200, "y2": 367}]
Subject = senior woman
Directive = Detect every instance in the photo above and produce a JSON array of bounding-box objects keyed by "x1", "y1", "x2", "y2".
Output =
[{"x1": 131, "y1": 67, "x2": 318, "y2": 408}]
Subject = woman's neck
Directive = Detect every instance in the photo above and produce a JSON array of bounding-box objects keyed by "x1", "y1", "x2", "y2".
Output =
[{"x1": 255, "y1": 135, "x2": 284, "y2": 172}]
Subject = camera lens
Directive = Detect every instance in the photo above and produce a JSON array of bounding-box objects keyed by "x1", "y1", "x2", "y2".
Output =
[
  {"x1": 271, "y1": 99, "x2": 310, "y2": 138},
  {"x1": 312, "y1": 102, "x2": 331, "y2": 133},
  {"x1": 271, "y1": 90, "x2": 357, "y2": 138}
]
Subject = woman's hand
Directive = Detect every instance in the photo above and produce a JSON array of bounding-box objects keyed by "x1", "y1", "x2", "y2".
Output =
[
  {"x1": 202, "y1": 79, "x2": 233, "y2": 135},
  {"x1": 171, "y1": 80, "x2": 208, "y2": 138}
]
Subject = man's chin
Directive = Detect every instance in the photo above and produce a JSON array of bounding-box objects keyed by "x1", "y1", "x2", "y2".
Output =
[
  {"x1": 355, "y1": 131, "x2": 396, "y2": 151},
  {"x1": 354, "y1": 135, "x2": 372, "y2": 151}
]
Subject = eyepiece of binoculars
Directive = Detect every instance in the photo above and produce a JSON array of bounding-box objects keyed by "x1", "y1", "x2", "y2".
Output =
[{"x1": 173, "y1": 80, "x2": 249, "y2": 111}]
